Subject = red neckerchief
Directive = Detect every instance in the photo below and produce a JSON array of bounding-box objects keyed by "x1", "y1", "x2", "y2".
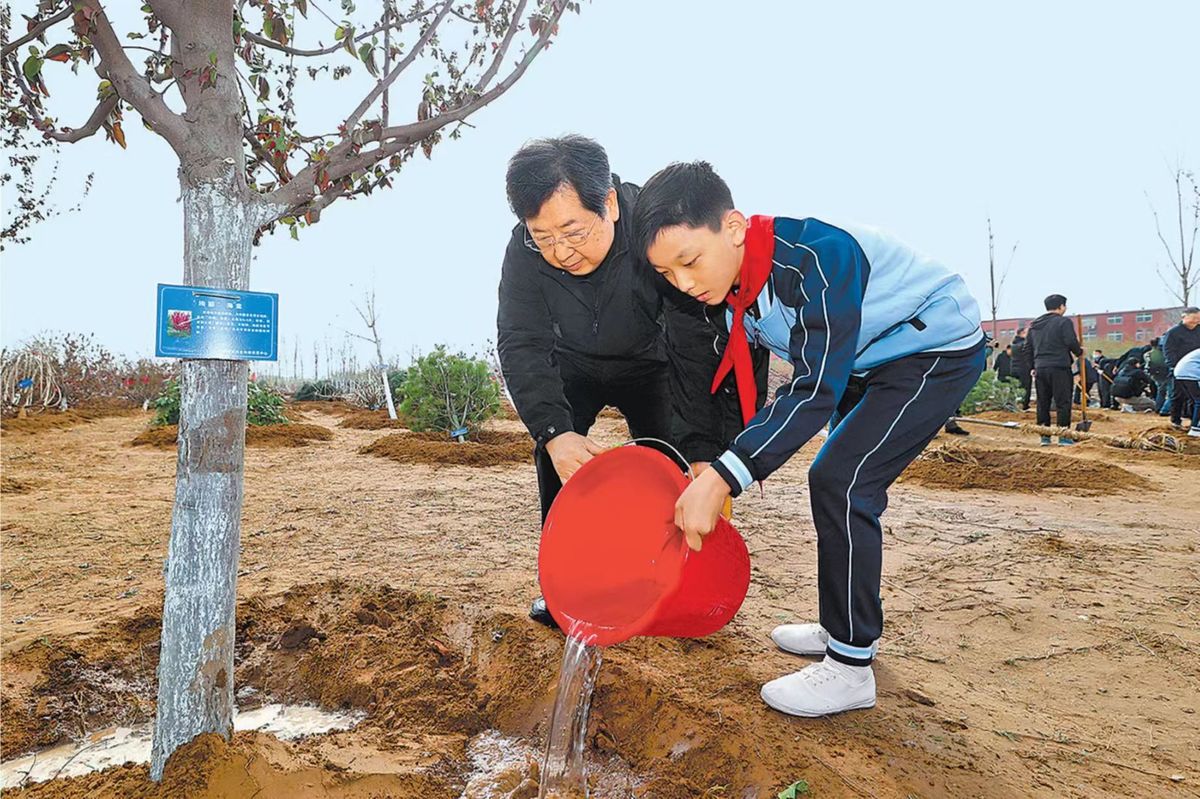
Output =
[{"x1": 711, "y1": 215, "x2": 775, "y2": 425}]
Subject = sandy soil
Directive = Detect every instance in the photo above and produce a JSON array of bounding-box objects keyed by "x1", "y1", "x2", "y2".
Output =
[{"x1": 1, "y1": 404, "x2": 1197, "y2": 798}]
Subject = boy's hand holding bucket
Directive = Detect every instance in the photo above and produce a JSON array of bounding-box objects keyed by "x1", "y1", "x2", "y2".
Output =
[
  {"x1": 674, "y1": 467, "x2": 733, "y2": 552},
  {"x1": 690, "y1": 461, "x2": 734, "y2": 525}
]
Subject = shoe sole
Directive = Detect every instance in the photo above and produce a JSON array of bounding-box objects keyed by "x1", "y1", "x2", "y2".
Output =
[
  {"x1": 772, "y1": 633, "x2": 883, "y2": 658},
  {"x1": 760, "y1": 688, "x2": 877, "y2": 718},
  {"x1": 773, "y1": 640, "x2": 826, "y2": 657}
]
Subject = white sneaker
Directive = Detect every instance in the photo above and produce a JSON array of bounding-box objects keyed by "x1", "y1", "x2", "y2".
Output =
[
  {"x1": 770, "y1": 623, "x2": 829, "y2": 656},
  {"x1": 1189, "y1": 428, "x2": 1200, "y2": 438},
  {"x1": 761, "y1": 656, "x2": 877, "y2": 717}
]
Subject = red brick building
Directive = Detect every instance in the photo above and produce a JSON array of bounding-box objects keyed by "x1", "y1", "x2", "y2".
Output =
[{"x1": 982, "y1": 306, "x2": 1185, "y2": 354}]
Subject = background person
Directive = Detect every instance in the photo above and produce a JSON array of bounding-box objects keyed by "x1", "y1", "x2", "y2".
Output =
[{"x1": 1027, "y1": 294, "x2": 1082, "y2": 445}]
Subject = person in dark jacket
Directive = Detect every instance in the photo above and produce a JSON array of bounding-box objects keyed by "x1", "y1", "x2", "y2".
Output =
[
  {"x1": 1144, "y1": 337, "x2": 1170, "y2": 412},
  {"x1": 1111, "y1": 359, "x2": 1156, "y2": 412},
  {"x1": 1010, "y1": 327, "x2": 1033, "y2": 410},
  {"x1": 1072, "y1": 356, "x2": 1100, "y2": 407},
  {"x1": 994, "y1": 344, "x2": 1013, "y2": 382},
  {"x1": 1095, "y1": 351, "x2": 1119, "y2": 410},
  {"x1": 1116, "y1": 344, "x2": 1152, "y2": 367},
  {"x1": 496, "y1": 135, "x2": 750, "y2": 628},
  {"x1": 1027, "y1": 294, "x2": 1083, "y2": 444},
  {"x1": 1162, "y1": 307, "x2": 1200, "y2": 426}
]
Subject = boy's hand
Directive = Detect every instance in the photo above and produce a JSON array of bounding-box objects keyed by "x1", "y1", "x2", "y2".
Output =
[
  {"x1": 689, "y1": 462, "x2": 732, "y2": 520},
  {"x1": 674, "y1": 468, "x2": 732, "y2": 552},
  {"x1": 545, "y1": 432, "x2": 606, "y2": 482}
]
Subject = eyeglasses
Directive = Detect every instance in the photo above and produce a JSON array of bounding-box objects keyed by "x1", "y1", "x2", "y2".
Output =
[{"x1": 523, "y1": 214, "x2": 601, "y2": 254}]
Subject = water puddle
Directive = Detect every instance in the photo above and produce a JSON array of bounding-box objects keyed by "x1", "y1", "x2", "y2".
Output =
[{"x1": 0, "y1": 703, "x2": 365, "y2": 789}]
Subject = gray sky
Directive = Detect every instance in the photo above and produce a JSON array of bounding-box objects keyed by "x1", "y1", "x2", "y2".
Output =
[{"x1": 3, "y1": 0, "x2": 1197, "y2": 373}]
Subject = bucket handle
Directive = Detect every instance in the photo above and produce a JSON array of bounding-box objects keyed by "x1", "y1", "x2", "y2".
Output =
[{"x1": 619, "y1": 437, "x2": 696, "y2": 481}]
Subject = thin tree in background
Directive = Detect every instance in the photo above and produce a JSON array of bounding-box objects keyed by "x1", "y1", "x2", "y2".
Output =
[
  {"x1": 1147, "y1": 165, "x2": 1199, "y2": 306},
  {"x1": 348, "y1": 285, "x2": 398, "y2": 419},
  {"x1": 987, "y1": 217, "x2": 1019, "y2": 356},
  {"x1": 0, "y1": 0, "x2": 576, "y2": 778}
]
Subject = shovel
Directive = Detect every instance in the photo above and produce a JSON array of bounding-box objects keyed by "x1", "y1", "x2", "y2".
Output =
[
  {"x1": 953, "y1": 416, "x2": 1020, "y2": 429},
  {"x1": 1074, "y1": 317, "x2": 1093, "y2": 432}
]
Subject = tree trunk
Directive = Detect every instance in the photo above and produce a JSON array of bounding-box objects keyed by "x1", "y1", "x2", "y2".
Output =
[
  {"x1": 381, "y1": 370, "x2": 398, "y2": 419},
  {"x1": 151, "y1": 173, "x2": 256, "y2": 780}
]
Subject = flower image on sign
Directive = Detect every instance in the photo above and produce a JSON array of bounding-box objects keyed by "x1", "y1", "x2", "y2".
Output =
[{"x1": 166, "y1": 310, "x2": 192, "y2": 338}]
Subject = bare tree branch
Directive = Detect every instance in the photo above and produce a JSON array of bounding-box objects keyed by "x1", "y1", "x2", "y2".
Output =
[
  {"x1": 263, "y1": 0, "x2": 568, "y2": 219},
  {"x1": 1, "y1": 5, "x2": 72, "y2": 59},
  {"x1": 47, "y1": 95, "x2": 120, "y2": 143},
  {"x1": 344, "y1": 0, "x2": 454, "y2": 133},
  {"x1": 473, "y1": 0, "x2": 529, "y2": 92},
  {"x1": 1146, "y1": 166, "x2": 1199, "y2": 306},
  {"x1": 80, "y1": 0, "x2": 189, "y2": 153},
  {"x1": 239, "y1": 8, "x2": 434, "y2": 59}
]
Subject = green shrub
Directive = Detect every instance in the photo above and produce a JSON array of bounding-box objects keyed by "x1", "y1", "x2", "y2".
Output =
[
  {"x1": 294, "y1": 380, "x2": 341, "y2": 401},
  {"x1": 152, "y1": 378, "x2": 181, "y2": 426},
  {"x1": 247, "y1": 381, "x2": 288, "y2": 426},
  {"x1": 388, "y1": 368, "x2": 407, "y2": 403},
  {"x1": 961, "y1": 371, "x2": 1022, "y2": 415},
  {"x1": 400, "y1": 346, "x2": 500, "y2": 438},
  {"x1": 152, "y1": 378, "x2": 288, "y2": 427}
]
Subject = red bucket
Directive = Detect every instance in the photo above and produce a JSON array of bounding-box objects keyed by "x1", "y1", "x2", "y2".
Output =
[{"x1": 538, "y1": 445, "x2": 751, "y2": 646}]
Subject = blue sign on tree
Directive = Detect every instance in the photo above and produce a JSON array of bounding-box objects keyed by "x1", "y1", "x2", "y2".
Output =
[{"x1": 155, "y1": 284, "x2": 278, "y2": 361}]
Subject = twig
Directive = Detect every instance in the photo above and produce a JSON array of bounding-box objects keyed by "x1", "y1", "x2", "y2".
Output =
[
  {"x1": 880, "y1": 577, "x2": 931, "y2": 611},
  {"x1": 1130, "y1": 630, "x2": 1157, "y2": 657},
  {"x1": 1004, "y1": 645, "x2": 1095, "y2": 665}
]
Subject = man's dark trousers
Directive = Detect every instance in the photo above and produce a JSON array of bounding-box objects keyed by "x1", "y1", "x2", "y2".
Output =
[
  {"x1": 1016, "y1": 371, "x2": 1032, "y2": 410},
  {"x1": 534, "y1": 357, "x2": 672, "y2": 522},
  {"x1": 1176, "y1": 379, "x2": 1200, "y2": 427},
  {"x1": 1169, "y1": 376, "x2": 1192, "y2": 426},
  {"x1": 1036, "y1": 367, "x2": 1074, "y2": 428},
  {"x1": 1098, "y1": 374, "x2": 1113, "y2": 410},
  {"x1": 812, "y1": 345, "x2": 985, "y2": 666}
]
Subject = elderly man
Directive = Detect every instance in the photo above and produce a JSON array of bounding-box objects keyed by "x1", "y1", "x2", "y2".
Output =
[{"x1": 496, "y1": 135, "x2": 756, "y2": 628}]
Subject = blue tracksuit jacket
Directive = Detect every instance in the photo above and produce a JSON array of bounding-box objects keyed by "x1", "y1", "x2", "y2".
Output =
[{"x1": 711, "y1": 217, "x2": 984, "y2": 495}]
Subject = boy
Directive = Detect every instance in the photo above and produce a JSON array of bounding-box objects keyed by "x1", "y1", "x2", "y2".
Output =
[{"x1": 632, "y1": 162, "x2": 985, "y2": 718}]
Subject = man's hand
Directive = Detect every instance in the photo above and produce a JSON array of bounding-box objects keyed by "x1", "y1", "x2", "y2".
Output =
[
  {"x1": 545, "y1": 431, "x2": 606, "y2": 482},
  {"x1": 674, "y1": 468, "x2": 732, "y2": 552}
]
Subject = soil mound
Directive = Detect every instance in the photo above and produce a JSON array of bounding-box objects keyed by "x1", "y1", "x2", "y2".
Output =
[
  {"x1": 1, "y1": 404, "x2": 142, "y2": 434},
  {"x1": 288, "y1": 400, "x2": 360, "y2": 416},
  {"x1": 336, "y1": 410, "x2": 408, "y2": 430},
  {"x1": 360, "y1": 429, "x2": 530, "y2": 467},
  {"x1": 901, "y1": 444, "x2": 1150, "y2": 493},
  {"x1": 131, "y1": 424, "x2": 333, "y2": 449}
]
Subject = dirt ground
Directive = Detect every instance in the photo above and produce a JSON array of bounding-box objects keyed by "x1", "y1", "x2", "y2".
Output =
[{"x1": 1, "y1": 403, "x2": 1197, "y2": 797}]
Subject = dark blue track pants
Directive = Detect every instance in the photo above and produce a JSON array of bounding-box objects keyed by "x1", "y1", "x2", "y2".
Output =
[{"x1": 811, "y1": 344, "x2": 985, "y2": 666}]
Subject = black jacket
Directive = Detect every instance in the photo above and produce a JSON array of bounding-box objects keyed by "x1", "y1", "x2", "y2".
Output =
[
  {"x1": 1117, "y1": 345, "x2": 1152, "y2": 368},
  {"x1": 496, "y1": 177, "x2": 753, "y2": 460},
  {"x1": 1163, "y1": 323, "x2": 1200, "y2": 369},
  {"x1": 1010, "y1": 335, "x2": 1032, "y2": 374},
  {"x1": 994, "y1": 350, "x2": 1013, "y2": 381},
  {"x1": 666, "y1": 295, "x2": 770, "y2": 463},
  {"x1": 1112, "y1": 362, "x2": 1152, "y2": 398},
  {"x1": 1027, "y1": 312, "x2": 1082, "y2": 370}
]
